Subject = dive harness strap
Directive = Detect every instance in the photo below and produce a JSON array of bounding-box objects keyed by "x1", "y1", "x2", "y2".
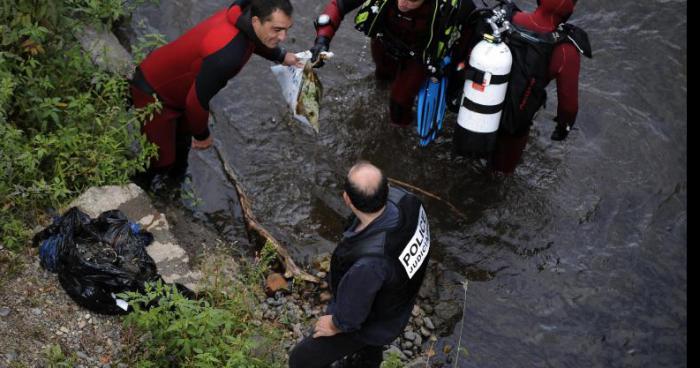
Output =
[
  {"x1": 463, "y1": 67, "x2": 509, "y2": 85},
  {"x1": 462, "y1": 98, "x2": 504, "y2": 115},
  {"x1": 459, "y1": 66, "x2": 509, "y2": 114}
]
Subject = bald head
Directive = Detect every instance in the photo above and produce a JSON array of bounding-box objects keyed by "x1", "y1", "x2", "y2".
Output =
[{"x1": 344, "y1": 161, "x2": 389, "y2": 214}]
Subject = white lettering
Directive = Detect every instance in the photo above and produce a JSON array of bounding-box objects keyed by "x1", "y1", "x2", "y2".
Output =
[{"x1": 398, "y1": 206, "x2": 430, "y2": 279}]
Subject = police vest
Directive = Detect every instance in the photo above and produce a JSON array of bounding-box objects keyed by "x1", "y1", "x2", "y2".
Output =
[
  {"x1": 330, "y1": 187, "x2": 431, "y2": 320},
  {"x1": 354, "y1": 0, "x2": 470, "y2": 75}
]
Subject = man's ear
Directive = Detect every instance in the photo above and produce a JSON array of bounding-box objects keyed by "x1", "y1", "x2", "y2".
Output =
[
  {"x1": 251, "y1": 15, "x2": 261, "y2": 28},
  {"x1": 342, "y1": 192, "x2": 352, "y2": 208}
]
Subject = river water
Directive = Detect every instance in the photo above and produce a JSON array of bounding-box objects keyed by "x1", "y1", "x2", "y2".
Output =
[{"x1": 126, "y1": 0, "x2": 686, "y2": 366}]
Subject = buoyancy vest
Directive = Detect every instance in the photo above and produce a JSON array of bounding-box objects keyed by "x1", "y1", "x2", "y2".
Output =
[
  {"x1": 354, "y1": 0, "x2": 472, "y2": 76},
  {"x1": 330, "y1": 187, "x2": 431, "y2": 321},
  {"x1": 466, "y1": 4, "x2": 591, "y2": 136}
]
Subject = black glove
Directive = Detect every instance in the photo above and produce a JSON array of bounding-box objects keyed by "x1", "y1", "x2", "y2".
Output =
[
  {"x1": 310, "y1": 36, "x2": 330, "y2": 68},
  {"x1": 551, "y1": 121, "x2": 572, "y2": 141}
]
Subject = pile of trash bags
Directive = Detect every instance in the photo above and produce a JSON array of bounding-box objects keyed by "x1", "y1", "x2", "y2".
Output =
[{"x1": 33, "y1": 207, "x2": 160, "y2": 315}]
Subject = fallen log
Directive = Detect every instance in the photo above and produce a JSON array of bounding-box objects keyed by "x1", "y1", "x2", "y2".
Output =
[{"x1": 213, "y1": 142, "x2": 319, "y2": 283}]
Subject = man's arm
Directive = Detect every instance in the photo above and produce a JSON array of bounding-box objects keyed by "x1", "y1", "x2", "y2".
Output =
[
  {"x1": 254, "y1": 45, "x2": 287, "y2": 63},
  {"x1": 310, "y1": 0, "x2": 364, "y2": 65},
  {"x1": 324, "y1": 258, "x2": 390, "y2": 334},
  {"x1": 315, "y1": 0, "x2": 364, "y2": 41},
  {"x1": 549, "y1": 43, "x2": 581, "y2": 140},
  {"x1": 185, "y1": 38, "x2": 249, "y2": 143}
]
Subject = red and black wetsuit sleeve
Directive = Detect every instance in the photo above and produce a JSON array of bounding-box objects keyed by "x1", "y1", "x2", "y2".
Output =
[
  {"x1": 254, "y1": 44, "x2": 287, "y2": 63},
  {"x1": 316, "y1": 0, "x2": 366, "y2": 42},
  {"x1": 549, "y1": 43, "x2": 581, "y2": 127},
  {"x1": 189, "y1": 35, "x2": 254, "y2": 140}
]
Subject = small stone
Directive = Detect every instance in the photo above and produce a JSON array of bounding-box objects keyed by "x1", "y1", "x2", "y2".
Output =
[
  {"x1": 422, "y1": 304, "x2": 434, "y2": 314},
  {"x1": 76, "y1": 351, "x2": 90, "y2": 360},
  {"x1": 423, "y1": 317, "x2": 435, "y2": 330},
  {"x1": 404, "y1": 331, "x2": 417, "y2": 341},
  {"x1": 401, "y1": 341, "x2": 413, "y2": 350},
  {"x1": 0, "y1": 307, "x2": 10, "y2": 317},
  {"x1": 31, "y1": 308, "x2": 42, "y2": 316},
  {"x1": 420, "y1": 327, "x2": 431, "y2": 337},
  {"x1": 411, "y1": 305, "x2": 421, "y2": 317},
  {"x1": 60, "y1": 326, "x2": 70, "y2": 334},
  {"x1": 319, "y1": 291, "x2": 332, "y2": 303},
  {"x1": 265, "y1": 273, "x2": 288, "y2": 296},
  {"x1": 78, "y1": 320, "x2": 87, "y2": 329},
  {"x1": 414, "y1": 334, "x2": 423, "y2": 347}
]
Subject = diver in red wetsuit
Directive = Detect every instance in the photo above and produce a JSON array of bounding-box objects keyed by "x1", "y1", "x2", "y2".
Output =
[
  {"x1": 130, "y1": 0, "x2": 301, "y2": 184},
  {"x1": 309, "y1": 0, "x2": 476, "y2": 127},
  {"x1": 489, "y1": 0, "x2": 589, "y2": 174}
]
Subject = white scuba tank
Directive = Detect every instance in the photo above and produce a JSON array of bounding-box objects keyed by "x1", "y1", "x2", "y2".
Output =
[{"x1": 457, "y1": 35, "x2": 512, "y2": 135}]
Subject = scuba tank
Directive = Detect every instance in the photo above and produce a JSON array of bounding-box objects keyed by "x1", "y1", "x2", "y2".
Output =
[{"x1": 454, "y1": 7, "x2": 512, "y2": 157}]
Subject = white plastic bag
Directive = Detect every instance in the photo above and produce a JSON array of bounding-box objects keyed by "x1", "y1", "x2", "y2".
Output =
[{"x1": 271, "y1": 51, "x2": 331, "y2": 133}]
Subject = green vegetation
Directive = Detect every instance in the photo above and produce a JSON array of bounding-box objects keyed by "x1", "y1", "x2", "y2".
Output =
[
  {"x1": 43, "y1": 344, "x2": 77, "y2": 368},
  {"x1": 380, "y1": 351, "x2": 404, "y2": 368},
  {"x1": 120, "y1": 246, "x2": 288, "y2": 367},
  {"x1": 0, "y1": 0, "x2": 158, "y2": 250}
]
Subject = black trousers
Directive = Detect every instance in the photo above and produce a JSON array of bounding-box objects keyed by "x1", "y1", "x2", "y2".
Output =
[{"x1": 288, "y1": 333, "x2": 383, "y2": 368}]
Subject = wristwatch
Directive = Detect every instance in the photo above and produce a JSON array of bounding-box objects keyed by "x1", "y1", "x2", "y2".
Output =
[{"x1": 315, "y1": 14, "x2": 331, "y2": 28}]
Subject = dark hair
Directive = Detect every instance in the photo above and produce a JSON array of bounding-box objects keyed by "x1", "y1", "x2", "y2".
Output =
[
  {"x1": 251, "y1": 0, "x2": 293, "y2": 21},
  {"x1": 344, "y1": 170, "x2": 389, "y2": 214}
]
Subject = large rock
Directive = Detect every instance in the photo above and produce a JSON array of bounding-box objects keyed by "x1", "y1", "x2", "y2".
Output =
[
  {"x1": 69, "y1": 184, "x2": 202, "y2": 291},
  {"x1": 74, "y1": 25, "x2": 134, "y2": 78}
]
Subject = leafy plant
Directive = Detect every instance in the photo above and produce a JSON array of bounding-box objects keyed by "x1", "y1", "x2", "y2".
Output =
[
  {"x1": 120, "y1": 252, "x2": 288, "y2": 367},
  {"x1": 43, "y1": 344, "x2": 77, "y2": 368},
  {"x1": 0, "y1": 0, "x2": 158, "y2": 250},
  {"x1": 380, "y1": 351, "x2": 404, "y2": 368}
]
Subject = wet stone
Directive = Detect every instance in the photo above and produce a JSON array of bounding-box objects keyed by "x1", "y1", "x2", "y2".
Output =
[
  {"x1": 420, "y1": 326, "x2": 431, "y2": 337},
  {"x1": 404, "y1": 331, "x2": 417, "y2": 341},
  {"x1": 411, "y1": 305, "x2": 421, "y2": 317},
  {"x1": 423, "y1": 317, "x2": 435, "y2": 330},
  {"x1": 414, "y1": 334, "x2": 423, "y2": 346}
]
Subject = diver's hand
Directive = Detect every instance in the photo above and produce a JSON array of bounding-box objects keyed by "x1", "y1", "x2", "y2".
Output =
[
  {"x1": 283, "y1": 52, "x2": 304, "y2": 68},
  {"x1": 310, "y1": 36, "x2": 330, "y2": 68},
  {"x1": 191, "y1": 135, "x2": 213, "y2": 149},
  {"x1": 551, "y1": 121, "x2": 572, "y2": 141}
]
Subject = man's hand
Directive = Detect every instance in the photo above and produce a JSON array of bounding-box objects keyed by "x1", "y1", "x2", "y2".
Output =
[
  {"x1": 551, "y1": 121, "x2": 572, "y2": 141},
  {"x1": 283, "y1": 52, "x2": 304, "y2": 68},
  {"x1": 191, "y1": 134, "x2": 213, "y2": 149},
  {"x1": 310, "y1": 36, "x2": 330, "y2": 68},
  {"x1": 313, "y1": 315, "x2": 341, "y2": 338}
]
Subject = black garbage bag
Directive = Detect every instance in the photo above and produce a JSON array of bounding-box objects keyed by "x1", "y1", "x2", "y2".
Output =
[{"x1": 34, "y1": 207, "x2": 161, "y2": 315}]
